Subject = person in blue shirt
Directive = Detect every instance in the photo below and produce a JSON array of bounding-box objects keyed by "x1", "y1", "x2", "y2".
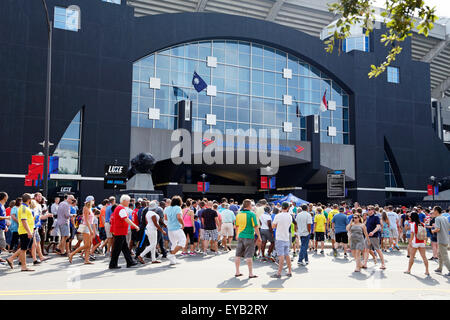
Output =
[
  {"x1": 194, "y1": 215, "x2": 201, "y2": 252},
  {"x1": 104, "y1": 196, "x2": 116, "y2": 256},
  {"x1": 0, "y1": 192, "x2": 10, "y2": 262},
  {"x1": 362, "y1": 206, "x2": 386, "y2": 270},
  {"x1": 417, "y1": 206, "x2": 426, "y2": 223},
  {"x1": 331, "y1": 207, "x2": 350, "y2": 258},
  {"x1": 9, "y1": 198, "x2": 21, "y2": 252}
]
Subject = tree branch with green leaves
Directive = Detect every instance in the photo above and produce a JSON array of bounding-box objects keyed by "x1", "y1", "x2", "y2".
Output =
[{"x1": 324, "y1": 0, "x2": 438, "y2": 78}]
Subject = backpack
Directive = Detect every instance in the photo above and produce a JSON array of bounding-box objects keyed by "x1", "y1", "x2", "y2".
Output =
[
  {"x1": 416, "y1": 223, "x2": 427, "y2": 241},
  {"x1": 138, "y1": 207, "x2": 149, "y2": 229}
]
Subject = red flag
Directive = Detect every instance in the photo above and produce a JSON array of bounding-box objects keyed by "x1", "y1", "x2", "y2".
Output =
[{"x1": 320, "y1": 89, "x2": 328, "y2": 112}]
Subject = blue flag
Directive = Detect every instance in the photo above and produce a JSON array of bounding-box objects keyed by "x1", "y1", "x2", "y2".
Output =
[{"x1": 192, "y1": 71, "x2": 207, "y2": 93}]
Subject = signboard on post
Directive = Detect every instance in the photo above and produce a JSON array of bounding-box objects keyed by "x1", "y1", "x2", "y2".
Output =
[
  {"x1": 104, "y1": 164, "x2": 128, "y2": 190},
  {"x1": 327, "y1": 170, "x2": 345, "y2": 198}
]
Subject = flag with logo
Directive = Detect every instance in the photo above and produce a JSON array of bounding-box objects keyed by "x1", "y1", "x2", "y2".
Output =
[
  {"x1": 320, "y1": 89, "x2": 328, "y2": 112},
  {"x1": 192, "y1": 71, "x2": 207, "y2": 93}
]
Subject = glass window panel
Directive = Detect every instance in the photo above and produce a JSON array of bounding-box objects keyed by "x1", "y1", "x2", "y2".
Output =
[
  {"x1": 212, "y1": 93, "x2": 225, "y2": 106},
  {"x1": 334, "y1": 119, "x2": 343, "y2": 131},
  {"x1": 212, "y1": 121, "x2": 224, "y2": 133},
  {"x1": 287, "y1": 56, "x2": 298, "y2": 74},
  {"x1": 138, "y1": 113, "x2": 153, "y2": 128},
  {"x1": 311, "y1": 78, "x2": 321, "y2": 91},
  {"x1": 155, "y1": 68, "x2": 169, "y2": 84},
  {"x1": 132, "y1": 96, "x2": 138, "y2": 112},
  {"x1": 263, "y1": 71, "x2": 275, "y2": 84},
  {"x1": 156, "y1": 55, "x2": 170, "y2": 69},
  {"x1": 225, "y1": 66, "x2": 239, "y2": 80},
  {"x1": 185, "y1": 59, "x2": 198, "y2": 74},
  {"x1": 131, "y1": 112, "x2": 138, "y2": 127},
  {"x1": 252, "y1": 55, "x2": 263, "y2": 69},
  {"x1": 288, "y1": 88, "x2": 299, "y2": 100},
  {"x1": 224, "y1": 79, "x2": 238, "y2": 93},
  {"x1": 343, "y1": 108, "x2": 349, "y2": 120},
  {"x1": 320, "y1": 117, "x2": 331, "y2": 130},
  {"x1": 239, "y1": 68, "x2": 250, "y2": 81},
  {"x1": 263, "y1": 84, "x2": 275, "y2": 98},
  {"x1": 212, "y1": 77, "x2": 224, "y2": 90},
  {"x1": 193, "y1": 119, "x2": 203, "y2": 132},
  {"x1": 139, "y1": 97, "x2": 153, "y2": 112},
  {"x1": 299, "y1": 62, "x2": 309, "y2": 76},
  {"x1": 140, "y1": 83, "x2": 154, "y2": 98},
  {"x1": 198, "y1": 92, "x2": 210, "y2": 104},
  {"x1": 239, "y1": 53, "x2": 250, "y2": 67},
  {"x1": 238, "y1": 42, "x2": 250, "y2": 53},
  {"x1": 264, "y1": 100, "x2": 276, "y2": 113},
  {"x1": 276, "y1": 86, "x2": 287, "y2": 97},
  {"x1": 276, "y1": 112, "x2": 285, "y2": 124},
  {"x1": 239, "y1": 81, "x2": 250, "y2": 95},
  {"x1": 311, "y1": 90, "x2": 321, "y2": 103},
  {"x1": 238, "y1": 108, "x2": 250, "y2": 123},
  {"x1": 252, "y1": 82, "x2": 263, "y2": 96},
  {"x1": 155, "y1": 85, "x2": 170, "y2": 100},
  {"x1": 251, "y1": 69, "x2": 263, "y2": 83},
  {"x1": 238, "y1": 96, "x2": 250, "y2": 108},
  {"x1": 343, "y1": 120, "x2": 349, "y2": 132},
  {"x1": 225, "y1": 49, "x2": 238, "y2": 65},
  {"x1": 63, "y1": 123, "x2": 80, "y2": 140},
  {"x1": 197, "y1": 104, "x2": 210, "y2": 118},
  {"x1": 276, "y1": 58, "x2": 286, "y2": 71},
  {"x1": 263, "y1": 46, "x2": 275, "y2": 58},
  {"x1": 252, "y1": 43, "x2": 264, "y2": 56},
  {"x1": 276, "y1": 101, "x2": 284, "y2": 113},
  {"x1": 186, "y1": 43, "x2": 198, "y2": 59},
  {"x1": 133, "y1": 66, "x2": 140, "y2": 81},
  {"x1": 300, "y1": 77, "x2": 310, "y2": 89},
  {"x1": 170, "y1": 56, "x2": 184, "y2": 72},
  {"x1": 225, "y1": 94, "x2": 237, "y2": 107},
  {"x1": 333, "y1": 134, "x2": 343, "y2": 144},
  {"x1": 171, "y1": 45, "x2": 185, "y2": 57},
  {"x1": 251, "y1": 109, "x2": 263, "y2": 124},
  {"x1": 139, "y1": 66, "x2": 154, "y2": 81},
  {"x1": 199, "y1": 41, "x2": 211, "y2": 48},
  {"x1": 213, "y1": 64, "x2": 225, "y2": 78},
  {"x1": 213, "y1": 48, "x2": 224, "y2": 62},
  {"x1": 212, "y1": 106, "x2": 225, "y2": 120},
  {"x1": 199, "y1": 46, "x2": 211, "y2": 61},
  {"x1": 342, "y1": 95, "x2": 349, "y2": 107},
  {"x1": 155, "y1": 99, "x2": 169, "y2": 115},
  {"x1": 287, "y1": 130, "x2": 300, "y2": 141},
  {"x1": 225, "y1": 107, "x2": 237, "y2": 121},
  {"x1": 287, "y1": 75, "x2": 298, "y2": 88},
  {"x1": 263, "y1": 58, "x2": 275, "y2": 71}
]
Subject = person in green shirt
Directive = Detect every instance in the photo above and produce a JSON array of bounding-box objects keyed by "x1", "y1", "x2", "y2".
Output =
[{"x1": 234, "y1": 199, "x2": 261, "y2": 279}]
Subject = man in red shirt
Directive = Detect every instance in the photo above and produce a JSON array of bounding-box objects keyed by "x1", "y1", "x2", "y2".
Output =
[{"x1": 109, "y1": 195, "x2": 140, "y2": 269}]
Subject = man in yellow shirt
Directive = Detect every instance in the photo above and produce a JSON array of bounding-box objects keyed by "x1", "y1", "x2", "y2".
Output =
[
  {"x1": 314, "y1": 207, "x2": 327, "y2": 254},
  {"x1": 6, "y1": 193, "x2": 35, "y2": 271},
  {"x1": 328, "y1": 204, "x2": 339, "y2": 252}
]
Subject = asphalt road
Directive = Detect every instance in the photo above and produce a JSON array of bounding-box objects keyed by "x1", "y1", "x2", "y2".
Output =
[{"x1": 1, "y1": 248, "x2": 449, "y2": 300}]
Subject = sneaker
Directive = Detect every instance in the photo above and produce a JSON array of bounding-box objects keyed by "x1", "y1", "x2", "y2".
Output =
[
  {"x1": 271, "y1": 273, "x2": 281, "y2": 278},
  {"x1": 181, "y1": 252, "x2": 188, "y2": 256},
  {"x1": 333, "y1": 249, "x2": 337, "y2": 257},
  {"x1": 389, "y1": 247, "x2": 393, "y2": 252},
  {"x1": 444, "y1": 272, "x2": 450, "y2": 277},
  {"x1": 298, "y1": 261, "x2": 306, "y2": 266},
  {"x1": 434, "y1": 269, "x2": 442, "y2": 274},
  {"x1": 305, "y1": 261, "x2": 309, "y2": 265},
  {"x1": 167, "y1": 254, "x2": 176, "y2": 265},
  {"x1": 33, "y1": 260, "x2": 41, "y2": 265},
  {"x1": 189, "y1": 252, "x2": 196, "y2": 256},
  {"x1": 320, "y1": 250, "x2": 324, "y2": 255},
  {"x1": 344, "y1": 252, "x2": 348, "y2": 258},
  {"x1": 395, "y1": 244, "x2": 400, "y2": 250}
]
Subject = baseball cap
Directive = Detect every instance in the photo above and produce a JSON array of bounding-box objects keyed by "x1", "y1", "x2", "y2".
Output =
[
  {"x1": 281, "y1": 202, "x2": 290, "y2": 210},
  {"x1": 85, "y1": 195, "x2": 95, "y2": 203}
]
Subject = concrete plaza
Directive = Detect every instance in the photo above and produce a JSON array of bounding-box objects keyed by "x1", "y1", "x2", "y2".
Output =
[{"x1": 1, "y1": 248, "x2": 449, "y2": 300}]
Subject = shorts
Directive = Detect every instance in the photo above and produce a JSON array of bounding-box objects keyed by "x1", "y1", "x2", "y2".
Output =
[
  {"x1": 315, "y1": 232, "x2": 325, "y2": 242},
  {"x1": 366, "y1": 237, "x2": 380, "y2": 251},
  {"x1": 168, "y1": 229, "x2": 186, "y2": 250},
  {"x1": 235, "y1": 238, "x2": 255, "y2": 259},
  {"x1": 335, "y1": 232, "x2": 348, "y2": 244},
  {"x1": 220, "y1": 223, "x2": 234, "y2": 237},
  {"x1": 275, "y1": 240, "x2": 290, "y2": 256},
  {"x1": 105, "y1": 222, "x2": 113, "y2": 239},
  {"x1": 329, "y1": 229, "x2": 335, "y2": 240},
  {"x1": 77, "y1": 225, "x2": 90, "y2": 234},
  {"x1": 390, "y1": 228, "x2": 398, "y2": 238},
  {"x1": 0, "y1": 230, "x2": 6, "y2": 249},
  {"x1": 57, "y1": 223, "x2": 70, "y2": 237},
  {"x1": 202, "y1": 229, "x2": 218, "y2": 241},
  {"x1": 34, "y1": 229, "x2": 41, "y2": 243},
  {"x1": 19, "y1": 233, "x2": 31, "y2": 250},
  {"x1": 163, "y1": 228, "x2": 169, "y2": 241},
  {"x1": 183, "y1": 227, "x2": 195, "y2": 245},
  {"x1": 99, "y1": 227, "x2": 107, "y2": 241},
  {"x1": 76, "y1": 232, "x2": 84, "y2": 241},
  {"x1": 260, "y1": 229, "x2": 274, "y2": 243},
  {"x1": 93, "y1": 235, "x2": 101, "y2": 245},
  {"x1": 412, "y1": 241, "x2": 425, "y2": 248},
  {"x1": 431, "y1": 235, "x2": 438, "y2": 243}
]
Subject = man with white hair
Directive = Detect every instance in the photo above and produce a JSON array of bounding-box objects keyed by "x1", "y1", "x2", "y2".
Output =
[{"x1": 109, "y1": 194, "x2": 140, "y2": 269}]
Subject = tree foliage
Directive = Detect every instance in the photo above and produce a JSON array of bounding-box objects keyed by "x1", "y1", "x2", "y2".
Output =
[{"x1": 324, "y1": 0, "x2": 438, "y2": 78}]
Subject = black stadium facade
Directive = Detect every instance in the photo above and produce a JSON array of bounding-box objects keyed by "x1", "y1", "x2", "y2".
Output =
[{"x1": 1, "y1": 0, "x2": 449, "y2": 204}]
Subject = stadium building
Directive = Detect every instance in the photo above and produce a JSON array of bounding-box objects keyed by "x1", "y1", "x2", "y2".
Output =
[{"x1": 1, "y1": 0, "x2": 450, "y2": 204}]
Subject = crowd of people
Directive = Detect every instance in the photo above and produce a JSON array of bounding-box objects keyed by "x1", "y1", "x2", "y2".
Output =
[{"x1": 0, "y1": 191, "x2": 449, "y2": 278}]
